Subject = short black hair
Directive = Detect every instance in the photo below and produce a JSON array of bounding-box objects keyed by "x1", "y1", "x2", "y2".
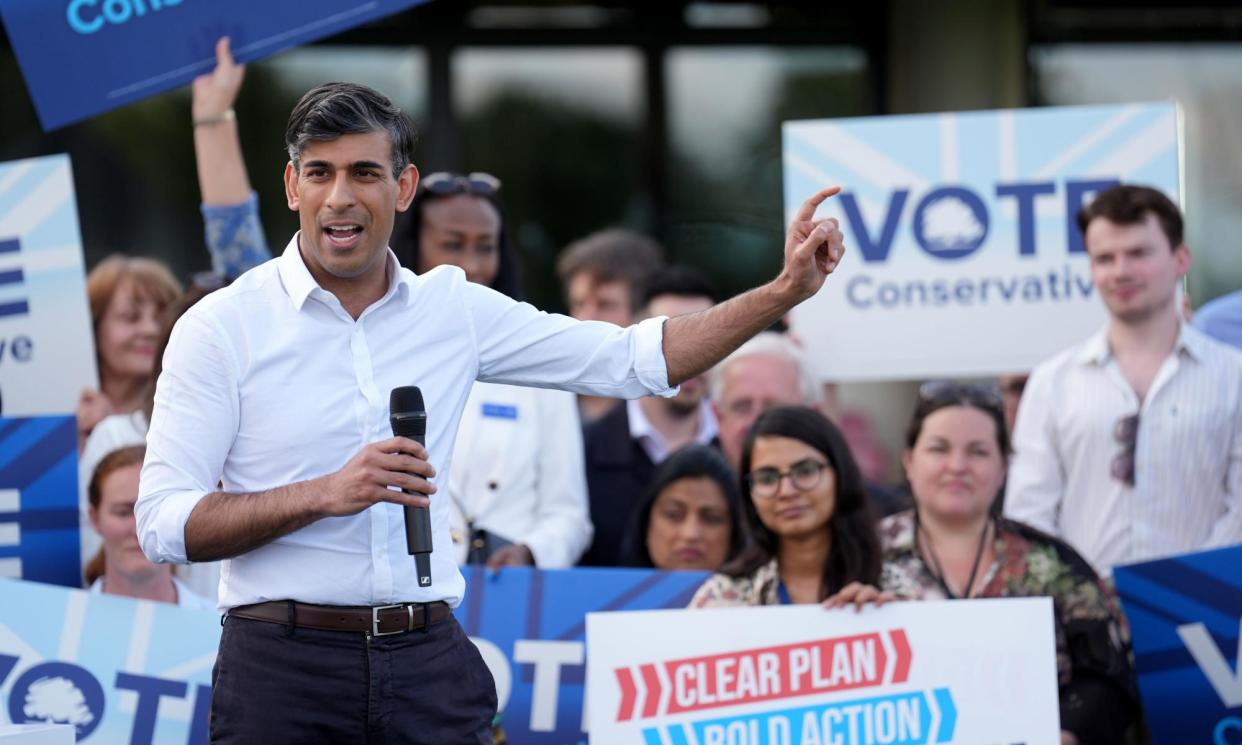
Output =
[
  {"x1": 1077, "y1": 184, "x2": 1183, "y2": 250},
  {"x1": 640, "y1": 265, "x2": 719, "y2": 311},
  {"x1": 285, "y1": 82, "x2": 416, "y2": 179}
]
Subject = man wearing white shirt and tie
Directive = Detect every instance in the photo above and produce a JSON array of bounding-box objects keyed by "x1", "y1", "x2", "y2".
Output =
[
  {"x1": 136, "y1": 81, "x2": 847, "y2": 743},
  {"x1": 1005, "y1": 184, "x2": 1242, "y2": 576}
]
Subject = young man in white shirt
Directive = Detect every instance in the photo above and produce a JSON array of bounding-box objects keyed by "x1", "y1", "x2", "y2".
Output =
[
  {"x1": 136, "y1": 81, "x2": 846, "y2": 743},
  {"x1": 1004, "y1": 185, "x2": 1242, "y2": 576}
]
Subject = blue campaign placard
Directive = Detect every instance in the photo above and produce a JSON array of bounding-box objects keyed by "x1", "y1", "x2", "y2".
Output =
[
  {"x1": 456, "y1": 565, "x2": 708, "y2": 744},
  {"x1": 0, "y1": 0, "x2": 432, "y2": 131},
  {"x1": 0, "y1": 415, "x2": 80, "y2": 588},
  {"x1": 1114, "y1": 545, "x2": 1242, "y2": 745}
]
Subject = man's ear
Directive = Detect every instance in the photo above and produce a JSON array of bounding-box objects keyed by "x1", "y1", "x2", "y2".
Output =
[
  {"x1": 284, "y1": 162, "x2": 300, "y2": 211},
  {"x1": 395, "y1": 164, "x2": 419, "y2": 213},
  {"x1": 1174, "y1": 242, "x2": 1192, "y2": 278}
]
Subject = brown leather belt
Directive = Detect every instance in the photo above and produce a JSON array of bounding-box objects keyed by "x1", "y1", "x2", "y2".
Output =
[{"x1": 229, "y1": 600, "x2": 453, "y2": 636}]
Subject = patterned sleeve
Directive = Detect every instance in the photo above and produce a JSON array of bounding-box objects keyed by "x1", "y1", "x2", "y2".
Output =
[
  {"x1": 201, "y1": 191, "x2": 272, "y2": 277},
  {"x1": 1019, "y1": 530, "x2": 1137, "y2": 743},
  {"x1": 689, "y1": 573, "x2": 748, "y2": 608}
]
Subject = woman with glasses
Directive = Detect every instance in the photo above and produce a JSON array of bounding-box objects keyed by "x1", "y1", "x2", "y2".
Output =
[
  {"x1": 392, "y1": 172, "x2": 592, "y2": 569},
  {"x1": 870, "y1": 382, "x2": 1136, "y2": 745},
  {"x1": 689, "y1": 406, "x2": 881, "y2": 606}
]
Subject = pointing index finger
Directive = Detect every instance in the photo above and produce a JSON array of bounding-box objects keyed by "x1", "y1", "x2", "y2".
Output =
[{"x1": 795, "y1": 186, "x2": 842, "y2": 222}]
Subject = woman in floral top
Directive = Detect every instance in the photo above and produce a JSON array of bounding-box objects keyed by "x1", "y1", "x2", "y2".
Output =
[
  {"x1": 690, "y1": 406, "x2": 881, "y2": 607},
  {"x1": 880, "y1": 382, "x2": 1136, "y2": 745}
]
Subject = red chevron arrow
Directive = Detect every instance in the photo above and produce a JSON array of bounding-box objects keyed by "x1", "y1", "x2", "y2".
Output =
[
  {"x1": 890, "y1": 629, "x2": 912, "y2": 683},
  {"x1": 640, "y1": 663, "x2": 662, "y2": 718},
  {"x1": 615, "y1": 667, "x2": 637, "y2": 721}
]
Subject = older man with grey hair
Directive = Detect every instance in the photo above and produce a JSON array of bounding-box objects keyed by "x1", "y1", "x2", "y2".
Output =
[{"x1": 710, "y1": 331, "x2": 906, "y2": 515}]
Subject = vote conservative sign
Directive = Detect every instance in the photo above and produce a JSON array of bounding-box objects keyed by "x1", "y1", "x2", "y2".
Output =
[
  {"x1": 0, "y1": 155, "x2": 96, "y2": 418},
  {"x1": 1114, "y1": 545, "x2": 1242, "y2": 745},
  {"x1": 587, "y1": 599, "x2": 1060, "y2": 744},
  {"x1": 783, "y1": 102, "x2": 1180, "y2": 381},
  {"x1": 0, "y1": 0, "x2": 432, "y2": 131}
]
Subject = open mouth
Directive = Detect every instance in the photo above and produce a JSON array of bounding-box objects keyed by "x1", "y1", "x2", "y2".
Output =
[{"x1": 323, "y1": 223, "x2": 364, "y2": 248}]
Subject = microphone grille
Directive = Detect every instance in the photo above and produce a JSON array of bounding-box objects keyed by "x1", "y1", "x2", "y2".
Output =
[{"x1": 390, "y1": 386, "x2": 425, "y2": 414}]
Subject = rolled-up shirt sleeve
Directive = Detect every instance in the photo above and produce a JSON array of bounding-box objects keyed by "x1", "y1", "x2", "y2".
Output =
[
  {"x1": 464, "y1": 280, "x2": 677, "y2": 398},
  {"x1": 136, "y1": 311, "x2": 240, "y2": 564}
]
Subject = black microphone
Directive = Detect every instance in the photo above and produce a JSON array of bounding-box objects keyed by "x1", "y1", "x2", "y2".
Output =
[{"x1": 390, "y1": 386, "x2": 433, "y2": 588}]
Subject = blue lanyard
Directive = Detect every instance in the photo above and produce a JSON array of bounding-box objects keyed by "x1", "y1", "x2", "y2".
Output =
[{"x1": 776, "y1": 580, "x2": 793, "y2": 605}]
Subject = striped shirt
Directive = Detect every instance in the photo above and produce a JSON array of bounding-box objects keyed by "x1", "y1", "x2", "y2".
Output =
[{"x1": 1004, "y1": 323, "x2": 1242, "y2": 575}]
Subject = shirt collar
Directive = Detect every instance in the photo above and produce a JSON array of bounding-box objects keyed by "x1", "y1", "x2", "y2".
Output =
[
  {"x1": 277, "y1": 233, "x2": 414, "y2": 312},
  {"x1": 1076, "y1": 321, "x2": 1203, "y2": 366},
  {"x1": 626, "y1": 397, "x2": 719, "y2": 447}
]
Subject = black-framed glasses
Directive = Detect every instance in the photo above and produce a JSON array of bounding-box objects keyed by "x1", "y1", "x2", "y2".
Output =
[
  {"x1": 746, "y1": 458, "x2": 831, "y2": 499},
  {"x1": 1111, "y1": 413, "x2": 1139, "y2": 487},
  {"x1": 420, "y1": 172, "x2": 501, "y2": 197},
  {"x1": 918, "y1": 381, "x2": 1004, "y2": 409}
]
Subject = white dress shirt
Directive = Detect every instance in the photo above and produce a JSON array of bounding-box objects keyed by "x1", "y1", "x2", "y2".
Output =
[
  {"x1": 1004, "y1": 323, "x2": 1242, "y2": 575},
  {"x1": 446, "y1": 381, "x2": 591, "y2": 567},
  {"x1": 626, "y1": 397, "x2": 719, "y2": 465},
  {"x1": 137, "y1": 236, "x2": 673, "y2": 610}
]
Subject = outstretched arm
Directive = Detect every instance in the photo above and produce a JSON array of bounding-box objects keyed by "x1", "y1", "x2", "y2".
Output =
[{"x1": 662, "y1": 187, "x2": 845, "y2": 384}]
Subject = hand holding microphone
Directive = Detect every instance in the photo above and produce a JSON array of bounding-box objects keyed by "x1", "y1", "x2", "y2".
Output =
[{"x1": 390, "y1": 386, "x2": 434, "y2": 587}]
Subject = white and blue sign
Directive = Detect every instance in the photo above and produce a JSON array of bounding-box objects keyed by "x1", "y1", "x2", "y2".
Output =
[
  {"x1": 1114, "y1": 545, "x2": 1242, "y2": 745},
  {"x1": 0, "y1": 155, "x2": 96, "y2": 417},
  {"x1": 0, "y1": 578, "x2": 218, "y2": 744},
  {"x1": 783, "y1": 103, "x2": 1181, "y2": 381},
  {"x1": 1, "y1": 567, "x2": 706, "y2": 742},
  {"x1": 0, "y1": 0, "x2": 433, "y2": 131},
  {"x1": 0, "y1": 416, "x2": 79, "y2": 587}
]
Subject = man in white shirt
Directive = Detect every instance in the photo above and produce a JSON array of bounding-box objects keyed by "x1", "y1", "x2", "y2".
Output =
[
  {"x1": 1005, "y1": 185, "x2": 1242, "y2": 576},
  {"x1": 136, "y1": 81, "x2": 846, "y2": 743}
]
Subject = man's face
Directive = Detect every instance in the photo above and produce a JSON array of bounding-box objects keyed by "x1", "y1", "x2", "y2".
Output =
[
  {"x1": 1085, "y1": 213, "x2": 1189, "y2": 326},
  {"x1": 284, "y1": 130, "x2": 417, "y2": 287},
  {"x1": 567, "y1": 274, "x2": 632, "y2": 326},
  {"x1": 713, "y1": 354, "x2": 807, "y2": 468},
  {"x1": 647, "y1": 293, "x2": 715, "y2": 414}
]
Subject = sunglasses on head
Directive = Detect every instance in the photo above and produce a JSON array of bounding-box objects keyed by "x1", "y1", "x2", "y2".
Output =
[
  {"x1": 918, "y1": 381, "x2": 1004, "y2": 410},
  {"x1": 1111, "y1": 413, "x2": 1139, "y2": 487},
  {"x1": 420, "y1": 172, "x2": 501, "y2": 197}
]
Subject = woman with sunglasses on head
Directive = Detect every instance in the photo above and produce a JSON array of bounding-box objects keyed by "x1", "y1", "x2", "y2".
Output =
[
  {"x1": 689, "y1": 406, "x2": 881, "y2": 607},
  {"x1": 865, "y1": 382, "x2": 1137, "y2": 745},
  {"x1": 393, "y1": 172, "x2": 592, "y2": 569}
]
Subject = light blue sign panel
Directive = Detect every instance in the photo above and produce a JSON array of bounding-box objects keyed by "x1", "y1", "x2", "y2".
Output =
[
  {"x1": 0, "y1": 416, "x2": 79, "y2": 588},
  {"x1": 0, "y1": 0, "x2": 432, "y2": 130},
  {"x1": 783, "y1": 102, "x2": 1181, "y2": 381}
]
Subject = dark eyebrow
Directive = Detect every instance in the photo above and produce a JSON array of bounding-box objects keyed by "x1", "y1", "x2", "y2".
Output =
[{"x1": 351, "y1": 160, "x2": 387, "y2": 172}]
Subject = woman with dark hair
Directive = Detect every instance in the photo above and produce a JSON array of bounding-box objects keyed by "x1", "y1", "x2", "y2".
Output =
[
  {"x1": 393, "y1": 172, "x2": 592, "y2": 569},
  {"x1": 622, "y1": 445, "x2": 745, "y2": 572},
  {"x1": 875, "y1": 382, "x2": 1136, "y2": 745},
  {"x1": 690, "y1": 406, "x2": 881, "y2": 606}
]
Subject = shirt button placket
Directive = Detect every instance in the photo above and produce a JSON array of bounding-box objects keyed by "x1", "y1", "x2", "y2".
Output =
[{"x1": 352, "y1": 321, "x2": 393, "y2": 603}]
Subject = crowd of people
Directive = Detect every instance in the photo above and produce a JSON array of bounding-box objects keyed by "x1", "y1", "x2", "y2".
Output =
[{"x1": 60, "y1": 38, "x2": 1242, "y2": 745}]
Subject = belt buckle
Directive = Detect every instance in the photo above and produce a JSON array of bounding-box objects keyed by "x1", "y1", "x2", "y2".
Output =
[{"x1": 371, "y1": 604, "x2": 413, "y2": 637}]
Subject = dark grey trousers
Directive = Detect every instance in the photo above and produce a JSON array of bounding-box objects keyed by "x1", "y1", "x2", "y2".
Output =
[{"x1": 210, "y1": 612, "x2": 496, "y2": 744}]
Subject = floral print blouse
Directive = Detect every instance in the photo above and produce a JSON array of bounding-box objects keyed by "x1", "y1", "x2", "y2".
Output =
[
  {"x1": 689, "y1": 557, "x2": 782, "y2": 608},
  {"x1": 879, "y1": 510, "x2": 1137, "y2": 744}
]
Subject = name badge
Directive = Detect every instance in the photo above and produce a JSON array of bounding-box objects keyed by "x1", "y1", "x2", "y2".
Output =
[{"x1": 481, "y1": 403, "x2": 518, "y2": 420}]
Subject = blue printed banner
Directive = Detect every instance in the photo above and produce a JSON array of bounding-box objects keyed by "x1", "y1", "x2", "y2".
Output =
[
  {"x1": 1114, "y1": 545, "x2": 1242, "y2": 745},
  {"x1": 457, "y1": 565, "x2": 708, "y2": 744},
  {"x1": 783, "y1": 103, "x2": 1180, "y2": 381},
  {"x1": 0, "y1": 0, "x2": 433, "y2": 130},
  {"x1": 0, "y1": 416, "x2": 80, "y2": 587},
  {"x1": 0, "y1": 567, "x2": 705, "y2": 743}
]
